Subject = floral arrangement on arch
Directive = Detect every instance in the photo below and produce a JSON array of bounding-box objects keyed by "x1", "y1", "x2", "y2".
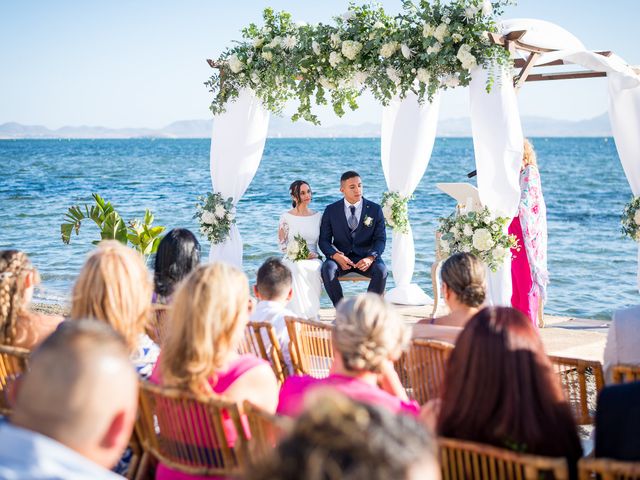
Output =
[
  {"x1": 621, "y1": 196, "x2": 640, "y2": 242},
  {"x1": 194, "y1": 192, "x2": 236, "y2": 244},
  {"x1": 437, "y1": 206, "x2": 518, "y2": 272},
  {"x1": 206, "y1": 0, "x2": 513, "y2": 125},
  {"x1": 381, "y1": 191, "x2": 412, "y2": 234}
]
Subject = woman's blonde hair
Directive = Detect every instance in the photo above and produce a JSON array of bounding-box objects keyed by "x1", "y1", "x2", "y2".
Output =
[
  {"x1": 441, "y1": 253, "x2": 486, "y2": 307},
  {"x1": 70, "y1": 241, "x2": 151, "y2": 353},
  {"x1": 522, "y1": 138, "x2": 537, "y2": 168},
  {"x1": 334, "y1": 293, "x2": 409, "y2": 373},
  {"x1": 0, "y1": 250, "x2": 40, "y2": 344},
  {"x1": 160, "y1": 262, "x2": 250, "y2": 395}
]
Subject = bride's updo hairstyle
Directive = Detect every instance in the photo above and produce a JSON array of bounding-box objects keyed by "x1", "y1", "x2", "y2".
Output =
[
  {"x1": 334, "y1": 293, "x2": 409, "y2": 373},
  {"x1": 441, "y1": 253, "x2": 486, "y2": 308},
  {"x1": 289, "y1": 180, "x2": 310, "y2": 208}
]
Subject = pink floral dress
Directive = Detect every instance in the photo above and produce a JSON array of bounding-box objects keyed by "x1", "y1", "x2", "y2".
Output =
[{"x1": 508, "y1": 165, "x2": 549, "y2": 325}]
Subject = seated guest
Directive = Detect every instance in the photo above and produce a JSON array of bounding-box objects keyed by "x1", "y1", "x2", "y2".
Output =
[
  {"x1": 70, "y1": 241, "x2": 158, "y2": 378},
  {"x1": 153, "y1": 228, "x2": 200, "y2": 305},
  {"x1": 246, "y1": 392, "x2": 440, "y2": 480},
  {"x1": 0, "y1": 319, "x2": 138, "y2": 479},
  {"x1": 425, "y1": 307, "x2": 582, "y2": 479},
  {"x1": 278, "y1": 293, "x2": 418, "y2": 417},
  {"x1": 413, "y1": 252, "x2": 485, "y2": 344},
  {"x1": 595, "y1": 381, "x2": 640, "y2": 461},
  {"x1": 250, "y1": 257, "x2": 295, "y2": 373},
  {"x1": 0, "y1": 250, "x2": 63, "y2": 349},
  {"x1": 151, "y1": 262, "x2": 279, "y2": 480},
  {"x1": 603, "y1": 304, "x2": 640, "y2": 383}
]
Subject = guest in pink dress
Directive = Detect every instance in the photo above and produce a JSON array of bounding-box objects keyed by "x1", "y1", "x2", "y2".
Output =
[
  {"x1": 278, "y1": 293, "x2": 419, "y2": 417},
  {"x1": 508, "y1": 139, "x2": 549, "y2": 326},
  {"x1": 150, "y1": 263, "x2": 279, "y2": 480}
]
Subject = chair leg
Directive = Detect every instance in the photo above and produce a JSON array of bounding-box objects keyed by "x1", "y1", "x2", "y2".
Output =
[
  {"x1": 134, "y1": 451, "x2": 152, "y2": 480},
  {"x1": 430, "y1": 261, "x2": 442, "y2": 318},
  {"x1": 537, "y1": 297, "x2": 545, "y2": 328},
  {"x1": 127, "y1": 452, "x2": 139, "y2": 480}
]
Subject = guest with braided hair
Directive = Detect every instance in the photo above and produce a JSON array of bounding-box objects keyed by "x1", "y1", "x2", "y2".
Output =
[
  {"x1": 0, "y1": 250, "x2": 62, "y2": 349},
  {"x1": 277, "y1": 293, "x2": 419, "y2": 417}
]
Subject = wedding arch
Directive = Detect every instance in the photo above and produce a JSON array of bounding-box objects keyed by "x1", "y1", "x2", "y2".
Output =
[{"x1": 204, "y1": 2, "x2": 640, "y2": 306}]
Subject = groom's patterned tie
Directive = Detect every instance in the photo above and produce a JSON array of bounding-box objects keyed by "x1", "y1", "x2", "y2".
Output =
[{"x1": 348, "y1": 205, "x2": 358, "y2": 233}]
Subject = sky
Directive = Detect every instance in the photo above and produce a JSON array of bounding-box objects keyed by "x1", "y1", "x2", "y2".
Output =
[{"x1": 1, "y1": 0, "x2": 638, "y2": 129}]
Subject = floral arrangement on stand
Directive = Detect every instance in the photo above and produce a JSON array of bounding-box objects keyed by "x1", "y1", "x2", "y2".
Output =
[
  {"x1": 206, "y1": 0, "x2": 513, "y2": 125},
  {"x1": 621, "y1": 196, "x2": 640, "y2": 242},
  {"x1": 437, "y1": 206, "x2": 518, "y2": 271},
  {"x1": 286, "y1": 234, "x2": 311, "y2": 261},
  {"x1": 381, "y1": 191, "x2": 412, "y2": 234},
  {"x1": 194, "y1": 192, "x2": 236, "y2": 244}
]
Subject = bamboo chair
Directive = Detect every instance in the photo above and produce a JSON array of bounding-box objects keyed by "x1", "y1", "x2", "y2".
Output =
[
  {"x1": 439, "y1": 437, "x2": 569, "y2": 480},
  {"x1": 0, "y1": 344, "x2": 30, "y2": 416},
  {"x1": 611, "y1": 364, "x2": 640, "y2": 385},
  {"x1": 237, "y1": 321, "x2": 289, "y2": 385},
  {"x1": 136, "y1": 380, "x2": 249, "y2": 479},
  {"x1": 578, "y1": 457, "x2": 640, "y2": 480},
  {"x1": 394, "y1": 339, "x2": 454, "y2": 405},
  {"x1": 147, "y1": 304, "x2": 171, "y2": 346},
  {"x1": 285, "y1": 317, "x2": 333, "y2": 378},
  {"x1": 549, "y1": 355, "x2": 605, "y2": 425},
  {"x1": 243, "y1": 400, "x2": 292, "y2": 464}
]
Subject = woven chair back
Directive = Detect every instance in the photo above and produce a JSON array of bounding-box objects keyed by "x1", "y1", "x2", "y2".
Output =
[
  {"x1": 243, "y1": 400, "x2": 292, "y2": 464},
  {"x1": 285, "y1": 317, "x2": 333, "y2": 378},
  {"x1": 439, "y1": 437, "x2": 569, "y2": 480},
  {"x1": 611, "y1": 364, "x2": 640, "y2": 385},
  {"x1": 147, "y1": 304, "x2": 171, "y2": 346},
  {"x1": 0, "y1": 344, "x2": 30, "y2": 416},
  {"x1": 578, "y1": 458, "x2": 640, "y2": 480},
  {"x1": 549, "y1": 355, "x2": 604, "y2": 425},
  {"x1": 137, "y1": 380, "x2": 249, "y2": 477},
  {"x1": 238, "y1": 321, "x2": 288, "y2": 385}
]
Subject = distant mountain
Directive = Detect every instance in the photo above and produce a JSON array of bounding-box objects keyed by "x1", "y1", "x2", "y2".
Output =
[{"x1": 0, "y1": 113, "x2": 612, "y2": 139}]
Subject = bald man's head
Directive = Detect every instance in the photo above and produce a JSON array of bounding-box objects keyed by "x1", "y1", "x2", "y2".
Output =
[{"x1": 11, "y1": 320, "x2": 139, "y2": 469}]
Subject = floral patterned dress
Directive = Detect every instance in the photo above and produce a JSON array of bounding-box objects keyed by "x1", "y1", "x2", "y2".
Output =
[{"x1": 508, "y1": 165, "x2": 549, "y2": 325}]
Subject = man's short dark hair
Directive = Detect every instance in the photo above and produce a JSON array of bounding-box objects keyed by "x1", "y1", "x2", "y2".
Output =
[
  {"x1": 340, "y1": 171, "x2": 361, "y2": 183},
  {"x1": 256, "y1": 257, "x2": 292, "y2": 300}
]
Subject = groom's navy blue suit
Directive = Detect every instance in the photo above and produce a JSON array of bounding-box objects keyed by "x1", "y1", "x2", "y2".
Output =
[{"x1": 319, "y1": 197, "x2": 388, "y2": 306}]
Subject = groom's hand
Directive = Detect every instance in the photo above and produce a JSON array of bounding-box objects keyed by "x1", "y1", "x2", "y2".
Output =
[
  {"x1": 355, "y1": 256, "x2": 375, "y2": 272},
  {"x1": 332, "y1": 252, "x2": 354, "y2": 271}
]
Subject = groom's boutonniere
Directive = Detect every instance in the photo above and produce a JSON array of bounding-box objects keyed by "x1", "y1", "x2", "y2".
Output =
[{"x1": 363, "y1": 215, "x2": 373, "y2": 227}]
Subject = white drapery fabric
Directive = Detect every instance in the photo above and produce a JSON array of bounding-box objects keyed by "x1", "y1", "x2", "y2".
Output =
[
  {"x1": 209, "y1": 89, "x2": 270, "y2": 266},
  {"x1": 469, "y1": 66, "x2": 523, "y2": 306},
  {"x1": 381, "y1": 92, "x2": 441, "y2": 305}
]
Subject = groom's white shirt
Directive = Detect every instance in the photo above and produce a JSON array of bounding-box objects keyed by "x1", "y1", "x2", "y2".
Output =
[
  {"x1": 343, "y1": 199, "x2": 363, "y2": 223},
  {"x1": 250, "y1": 300, "x2": 294, "y2": 374}
]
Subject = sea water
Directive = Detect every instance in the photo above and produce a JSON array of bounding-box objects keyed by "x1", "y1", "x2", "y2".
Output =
[{"x1": 0, "y1": 137, "x2": 635, "y2": 319}]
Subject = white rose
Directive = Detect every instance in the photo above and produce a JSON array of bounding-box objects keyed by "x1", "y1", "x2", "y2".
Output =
[
  {"x1": 427, "y1": 42, "x2": 442, "y2": 55},
  {"x1": 461, "y1": 244, "x2": 472, "y2": 253},
  {"x1": 423, "y1": 23, "x2": 436, "y2": 38},
  {"x1": 268, "y1": 36, "x2": 281, "y2": 49},
  {"x1": 457, "y1": 44, "x2": 477, "y2": 70},
  {"x1": 341, "y1": 11, "x2": 355, "y2": 22},
  {"x1": 444, "y1": 74, "x2": 460, "y2": 88},
  {"x1": 491, "y1": 223, "x2": 500, "y2": 232},
  {"x1": 251, "y1": 72, "x2": 260, "y2": 84},
  {"x1": 482, "y1": 0, "x2": 493, "y2": 16},
  {"x1": 200, "y1": 226, "x2": 207, "y2": 235},
  {"x1": 493, "y1": 245, "x2": 508, "y2": 263},
  {"x1": 312, "y1": 40, "x2": 321, "y2": 55},
  {"x1": 434, "y1": 23, "x2": 449, "y2": 42},
  {"x1": 463, "y1": 224, "x2": 473, "y2": 236},
  {"x1": 382, "y1": 204, "x2": 394, "y2": 222},
  {"x1": 214, "y1": 205, "x2": 226, "y2": 219},
  {"x1": 329, "y1": 51, "x2": 343, "y2": 67},
  {"x1": 261, "y1": 50, "x2": 273, "y2": 62},
  {"x1": 341, "y1": 40, "x2": 363, "y2": 60},
  {"x1": 352, "y1": 71, "x2": 369, "y2": 87},
  {"x1": 452, "y1": 33, "x2": 463, "y2": 42},
  {"x1": 464, "y1": 5, "x2": 479, "y2": 20},
  {"x1": 400, "y1": 44, "x2": 412, "y2": 59},
  {"x1": 373, "y1": 21, "x2": 385, "y2": 29},
  {"x1": 282, "y1": 35, "x2": 297, "y2": 50},
  {"x1": 227, "y1": 54, "x2": 244, "y2": 73},
  {"x1": 330, "y1": 33, "x2": 341, "y2": 48},
  {"x1": 472, "y1": 228, "x2": 494, "y2": 251},
  {"x1": 416, "y1": 67, "x2": 430, "y2": 84},
  {"x1": 253, "y1": 37, "x2": 265, "y2": 48},
  {"x1": 286, "y1": 241, "x2": 300, "y2": 258},
  {"x1": 201, "y1": 211, "x2": 215, "y2": 224},
  {"x1": 634, "y1": 209, "x2": 640, "y2": 225},
  {"x1": 443, "y1": 16, "x2": 451, "y2": 25},
  {"x1": 386, "y1": 67, "x2": 401, "y2": 85},
  {"x1": 380, "y1": 41, "x2": 398, "y2": 58}
]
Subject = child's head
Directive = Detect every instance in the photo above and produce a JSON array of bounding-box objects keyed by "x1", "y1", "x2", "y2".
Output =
[{"x1": 254, "y1": 258, "x2": 292, "y2": 302}]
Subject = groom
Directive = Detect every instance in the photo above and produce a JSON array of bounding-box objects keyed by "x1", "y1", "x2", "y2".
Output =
[{"x1": 319, "y1": 171, "x2": 388, "y2": 306}]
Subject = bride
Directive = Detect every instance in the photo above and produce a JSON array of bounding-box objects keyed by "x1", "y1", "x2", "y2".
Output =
[{"x1": 278, "y1": 180, "x2": 323, "y2": 319}]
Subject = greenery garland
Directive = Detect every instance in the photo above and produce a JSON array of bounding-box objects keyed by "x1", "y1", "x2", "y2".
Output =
[
  {"x1": 621, "y1": 195, "x2": 640, "y2": 242},
  {"x1": 206, "y1": 0, "x2": 513, "y2": 125},
  {"x1": 381, "y1": 191, "x2": 412, "y2": 234}
]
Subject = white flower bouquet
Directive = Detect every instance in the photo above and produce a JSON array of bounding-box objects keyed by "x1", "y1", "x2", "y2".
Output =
[
  {"x1": 621, "y1": 196, "x2": 640, "y2": 241},
  {"x1": 194, "y1": 192, "x2": 235, "y2": 244},
  {"x1": 437, "y1": 206, "x2": 518, "y2": 272},
  {"x1": 286, "y1": 234, "x2": 310, "y2": 262},
  {"x1": 381, "y1": 191, "x2": 412, "y2": 234}
]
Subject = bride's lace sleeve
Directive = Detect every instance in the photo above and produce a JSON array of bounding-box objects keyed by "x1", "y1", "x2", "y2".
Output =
[{"x1": 278, "y1": 214, "x2": 289, "y2": 253}]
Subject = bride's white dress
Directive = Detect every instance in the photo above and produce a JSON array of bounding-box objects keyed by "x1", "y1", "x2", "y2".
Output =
[{"x1": 279, "y1": 211, "x2": 323, "y2": 319}]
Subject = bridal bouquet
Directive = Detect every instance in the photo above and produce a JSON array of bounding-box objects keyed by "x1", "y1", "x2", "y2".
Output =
[
  {"x1": 621, "y1": 196, "x2": 640, "y2": 241},
  {"x1": 437, "y1": 206, "x2": 518, "y2": 272},
  {"x1": 194, "y1": 192, "x2": 235, "y2": 244},
  {"x1": 286, "y1": 234, "x2": 310, "y2": 261}
]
